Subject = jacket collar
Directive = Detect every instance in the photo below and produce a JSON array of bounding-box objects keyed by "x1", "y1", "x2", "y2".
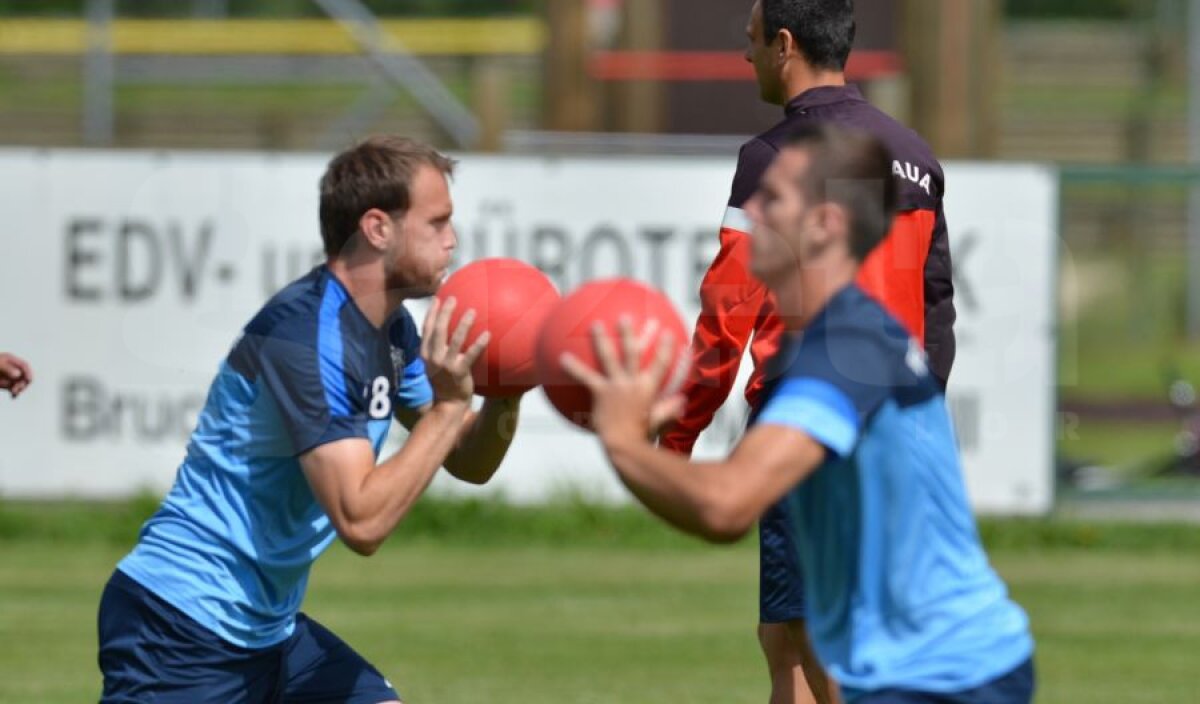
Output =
[{"x1": 784, "y1": 84, "x2": 865, "y2": 116}]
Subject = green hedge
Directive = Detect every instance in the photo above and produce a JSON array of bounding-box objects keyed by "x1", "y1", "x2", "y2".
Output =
[{"x1": 2, "y1": 495, "x2": 1198, "y2": 552}]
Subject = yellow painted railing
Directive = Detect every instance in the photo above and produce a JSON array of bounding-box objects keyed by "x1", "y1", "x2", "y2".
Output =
[{"x1": 0, "y1": 18, "x2": 545, "y2": 55}]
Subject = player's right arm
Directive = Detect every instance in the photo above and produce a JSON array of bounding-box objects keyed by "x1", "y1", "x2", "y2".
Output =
[
  {"x1": 300, "y1": 299, "x2": 488, "y2": 556},
  {"x1": 566, "y1": 320, "x2": 885, "y2": 543},
  {"x1": 659, "y1": 138, "x2": 776, "y2": 456}
]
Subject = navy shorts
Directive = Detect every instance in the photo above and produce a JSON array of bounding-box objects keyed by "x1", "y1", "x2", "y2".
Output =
[
  {"x1": 759, "y1": 496, "x2": 806, "y2": 623},
  {"x1": 854, "y1": 659, "x2": 1035, "y2": 704},
  {"x1": 97, "y1": 569, "x2": 400, "y2": 704}
]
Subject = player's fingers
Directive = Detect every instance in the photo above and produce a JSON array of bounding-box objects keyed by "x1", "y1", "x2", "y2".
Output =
[
  {"x1": 433, "y1": 297, "x2": 457, "y2": 359},
  {"x1": 664, "y1": 349, "x2": 691, "y2": 397},
  {"x1": 421, "y1": 299, "x2": 441, "y2": 359},
  {"x1": 646, "y1": 331, "x2": 677, "y2": 388},
  {"x1": 591, "y1": 322, "x2": 622, "y2": 378},
  {"x1": 0, "y1": 357, "x2": 17, "y2": 380},
  {"x1": 649, "y1": 393, "x2": 686, "y2": 431},
  {"x1": 560, "y1": 352, "x2": 605, "y2": 390},
  {"x1": 449, "y1": 309, "x2": 476, "y2": 355},
  {"x1": 462, "y1": 330, "x2": 490, "y2": 368},
  {"x1": 10, "y1": 357, "x2": 31, "y2": 383},
  {"x1": 618, "y1": 317, "x2": 639, "y2": 375},
  {"x1": 636, "y1": 319, "x2": 660, "y2": 355}
]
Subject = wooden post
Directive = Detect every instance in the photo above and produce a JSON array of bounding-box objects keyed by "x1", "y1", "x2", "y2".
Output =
[
  {"x1": 972, "y1": 0, "x2": 1002, "y2": 158},
  {"x1": 902, "y1": 0, "x2": 1001, "y2": 158},
  {"x1": 613, "y1": 0, "x2": 664, "y2": 133},
  {"x1": 472, "y1": 58, "x2": 510, "y2": 152},
  {"x1": 902, "y1": 0, "x2": 941, "y2": 152},
  {"x1": 543, "y1": 0, "x2": 594, "y2": 132}
]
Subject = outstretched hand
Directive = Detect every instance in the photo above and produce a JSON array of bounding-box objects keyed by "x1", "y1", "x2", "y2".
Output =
[
  {"x1": 560, "y1": 318, "x2": 686, "y2": 445},
  {"x1": 0, "y1": 353, "x2": 33, "y2": 399},
  {"x1": 421, "y1": 297, "x2": 490, "y2": 406}
]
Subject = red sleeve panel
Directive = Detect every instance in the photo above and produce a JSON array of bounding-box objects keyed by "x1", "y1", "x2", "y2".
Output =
[
  {"x1": 659, "y1": 209, "x2": 770, "y2": 456},
  {"x1": 855, "y1": 208, "x2": 936, "y2": 344},
  {"x1": 659, "y1": 138, "x2": 780, "y2": 457}
]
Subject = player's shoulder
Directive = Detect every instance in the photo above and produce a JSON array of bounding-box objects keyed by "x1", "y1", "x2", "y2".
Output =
[
  {"x1": 816, "y1": 286, "x2": 911, "y2": 351},
  {"x1": 244, "y1": 267, "x2": 327, "y2": 341},
  {"x1": 385, "y1": 304, "x2": 421, "y2": 352},
  {"x1": 735, "y1": 134, "x2": 780, "y2": 171},
  {"x1": 727, "y1": 134, "x2": 783, "y2": 208},
  {"x1": 230, "y1": 266, "x2": 371, "y2": 375},
  {"x1": 839, "y1": 101, "x2": 944, "y2": 205},
  {"x1": 787, "y1": 286, "x2": 934, "y2": 388}
]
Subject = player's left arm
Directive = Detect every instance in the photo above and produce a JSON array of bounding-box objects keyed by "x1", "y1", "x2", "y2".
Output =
[
  {"x1": 605, "y1": 424, "x2": 825, "y2": 543},
  {"x1": 395, "y1": 396, "x2": 520, "y2": 485},
  {"x1": 389, "y1": 308, "x2": 519, "y2": 485},
  {"x1": 922, "y1": 204, "x2": 955, "y2": 388},
  {"x1": 562, "y1": 320, "x2": 829, "y2": 543}
]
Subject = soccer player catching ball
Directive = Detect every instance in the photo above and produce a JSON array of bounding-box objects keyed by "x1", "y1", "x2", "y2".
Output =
[
  {"x1": 566, "y1": 125, "x2": 1034, "y2": 704},
  {"x1": 97, "y1": 136, "x2": 523, "y2": 703},
  {"x1": 659, "y1": 2, "x2": 955, "y2": 702}
]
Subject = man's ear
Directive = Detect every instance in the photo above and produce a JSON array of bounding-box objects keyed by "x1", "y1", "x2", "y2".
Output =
[
  {"x1": 357, "y1": 208, "x2": 392, "y2": 252},
  {"x1": 777, "y1": 28, "x2": 796, "y2": 62},
  {"x1": 814, "y1": 202, "x2": 851, "y2": 251}
]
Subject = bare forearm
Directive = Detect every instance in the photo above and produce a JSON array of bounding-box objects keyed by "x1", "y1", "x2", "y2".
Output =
[
  {"x1": 603, "y1": 436, "x2": 746, "y2": 542},
  {"x1": 444, "y1": 396, "x2": 521, "y2": 484},
  {"x1": 350, "y1": 402, "x2": 468, "y2": 545}
]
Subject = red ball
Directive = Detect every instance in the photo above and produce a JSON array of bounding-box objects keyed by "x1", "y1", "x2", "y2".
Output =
[
  {"x1": 536, "y1": 278, "x2": 689, "y2": 430},
  {"x1": 436, "y1": 258, "x2": 560, "y2": 397}
]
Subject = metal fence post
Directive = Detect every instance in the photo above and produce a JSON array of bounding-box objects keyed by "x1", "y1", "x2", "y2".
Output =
[
  {"x1": 83, "y1": 0, "x2": 115, "y2": 146},
  {"x1": 312, "y1": 0, "x2": 481, "y2": 148},
  {"x1": 1189, "y1": 0, "x2": 1200, "y2": 338}
]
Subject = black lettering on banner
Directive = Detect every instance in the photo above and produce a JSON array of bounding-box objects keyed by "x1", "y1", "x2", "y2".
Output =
[
  {"x1": 638, "y1": 227, "x2": 675, "y2": 291},
  {"x1": 261, "y1": 246, "x2": 281, "y2": 296},
  {"x1": 470, "y1": 201, "x2": 519, "y2": 261},
  {"x1": 62, "y1": 376, "x2": 206, "y2": 443},
  {"x1": 261, "y1": 244, "x2": 324, "y2": 298},
  {"x1": 62, "y1": 376, "x2": 103, "y2": 440},
  {"x1": 170, "y1": 219, "x2": 215, "y2": 301},
  {"x1": 952, "y1": 231, "x2": 979, "y2": 313},
  {"x1": 116, "y1": 219, "x2": 161, "y2": 302},
  {"x1": 580, "y1": 225, "x2": 632, "y2": 281},
  {"x1": 530, "y1": 225, "x2": 571, "y2": 291},
  {"x1": 947, "y1": 391, "x2": 980, "y2": 453},
  {"x1": 65, "y1": 218, "x2": 104, "y2": 301}
]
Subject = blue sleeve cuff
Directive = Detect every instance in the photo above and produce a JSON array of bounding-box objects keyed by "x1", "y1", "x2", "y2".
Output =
[
  {"x1": 757, "y1": 378, "x2": 859, "y2": 457},
  {"x1": 294, "y1": 415, "x2": 369, "y2": 456},
  {"x1": 396, "y1": 358, "x2": 434, "y2": 409}
]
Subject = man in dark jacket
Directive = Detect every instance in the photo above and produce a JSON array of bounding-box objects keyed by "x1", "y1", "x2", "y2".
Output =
[{"x1": 660, "y1": 2, "x2": 955, "y2": 702}]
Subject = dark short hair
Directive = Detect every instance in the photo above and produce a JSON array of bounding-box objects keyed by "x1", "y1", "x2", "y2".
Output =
[
  {"x1": 318, "y1": 135, "x2": 456, "y2": 257},
  {"x1": 784, "y1": 123, "x2": 896, "y2": 261},
  {"x1": 762, "y1": 0, "x2": 855, "y2": 71}
]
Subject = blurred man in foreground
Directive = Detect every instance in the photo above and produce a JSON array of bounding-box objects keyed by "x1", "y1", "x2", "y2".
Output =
[
  {"x1": 98, "y1": 136, "x2": 522, "y2": 703},
  {"x1": 660, "y1": 2, "x2": 954, "y2": 701},
  {"x1": 568, "y1": 125, "x2": 1033, "y2": 704}
]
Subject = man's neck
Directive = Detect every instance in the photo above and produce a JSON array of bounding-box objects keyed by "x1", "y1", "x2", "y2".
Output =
[
  {"x1": 775, "y1": 259, "x2": 857, "y2": 332},
  {"x1": 326, "y1": 258, "x2": 398, "y2": 329},
  {"x1": 784, "y1": 67, "x2": 846, "y2": 105}
]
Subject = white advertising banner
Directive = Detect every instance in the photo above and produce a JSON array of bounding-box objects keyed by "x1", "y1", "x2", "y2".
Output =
[{"x1": 0, "y1": 150, "x2": 1057, "y2": 514}]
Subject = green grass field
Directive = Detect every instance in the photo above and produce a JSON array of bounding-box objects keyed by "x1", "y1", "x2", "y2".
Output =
[{"x1": 1, "y1": 500, "x2": 1199, "y2": 703}]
